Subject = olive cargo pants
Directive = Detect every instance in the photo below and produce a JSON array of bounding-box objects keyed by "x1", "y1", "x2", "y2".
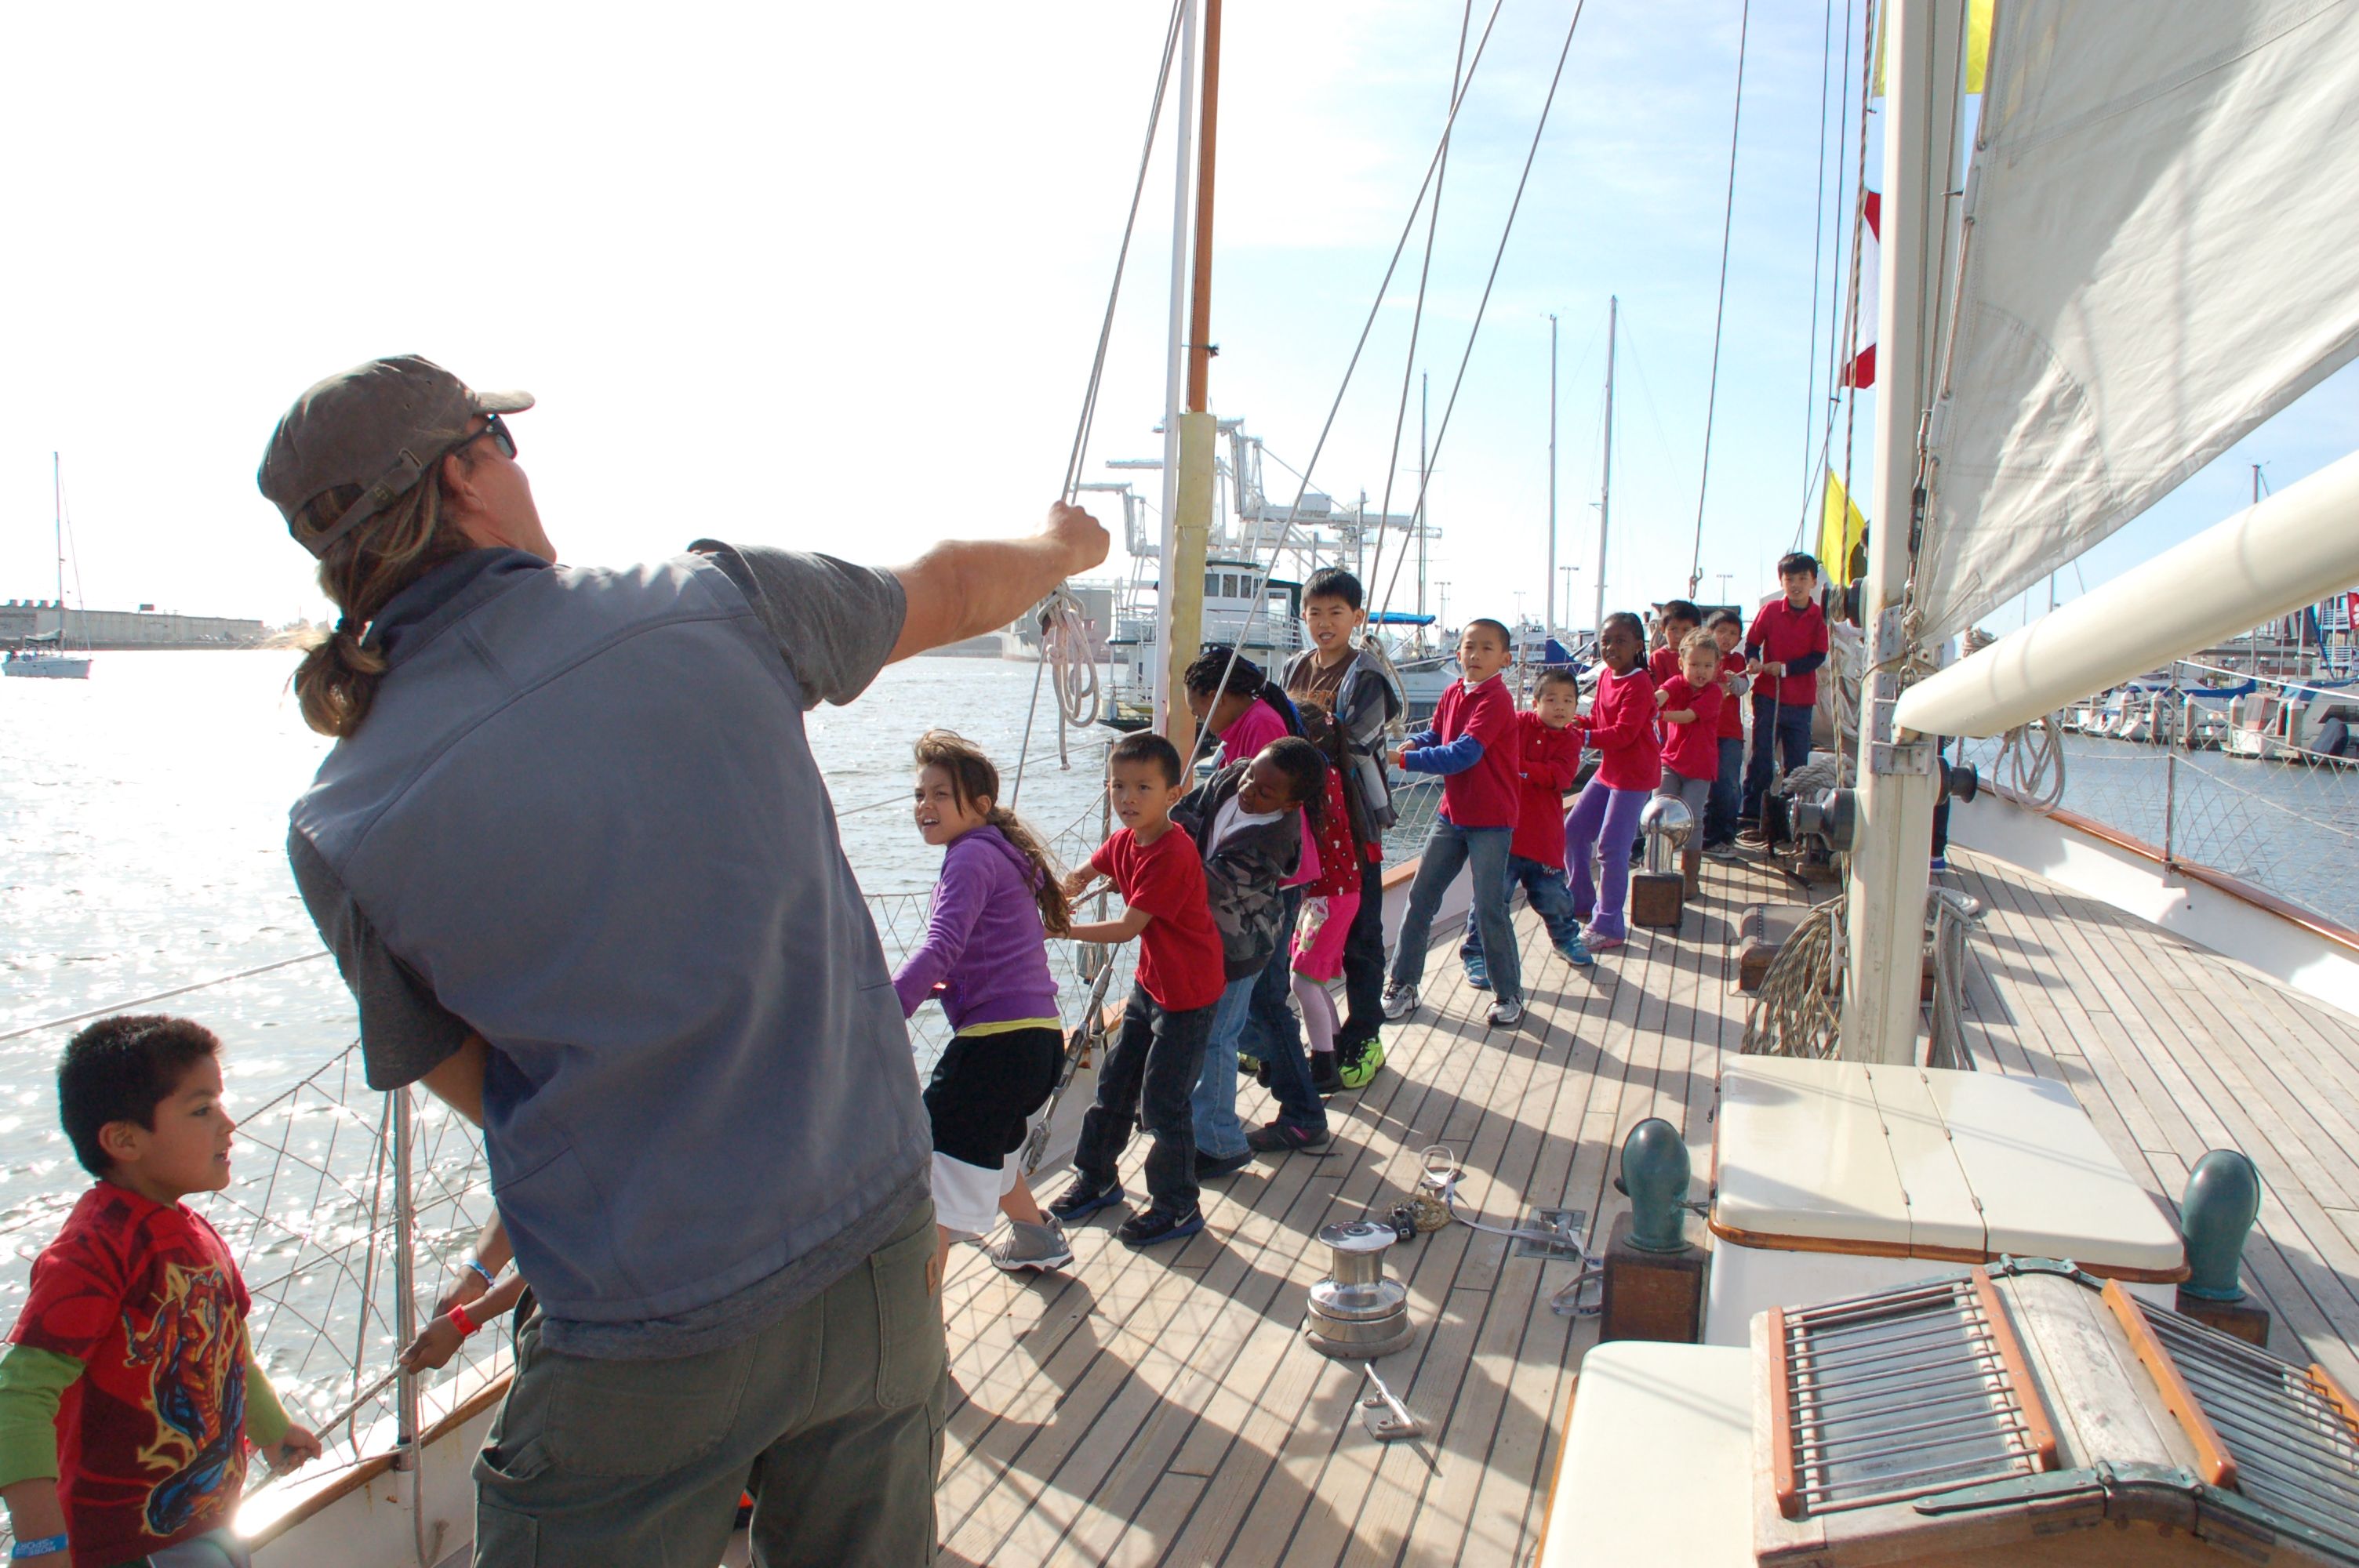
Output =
[{"x1": 473, "y1": 1198, "x2": 947, "y2": 1566}]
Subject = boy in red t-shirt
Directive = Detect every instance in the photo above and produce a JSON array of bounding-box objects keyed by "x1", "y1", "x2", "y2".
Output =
[
  {"x1": 1383, "y1": 619, "x2": 1526, "y2": 1028},
  {"x1": 1701, "y1": 610, "x2": 1751, "y2": 859},
  {"x1": 1052, "y1": 732, "x2": 1230, "y2": 1248},
  {"x1": 1460, "y1": 667, "x2": 1593, "y2": 977},
  {"x1": 1, "y1": 1016, "x2": 320, "y2": 1568},
  {"x1": 1655, "y1": 629, "x2": 1726, "y2": 893},
  {"x1": 1646, "y1": 599, "x2": 1702, "y2": 691}
]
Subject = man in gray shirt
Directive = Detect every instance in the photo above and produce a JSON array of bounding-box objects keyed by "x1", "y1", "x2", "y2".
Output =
[{"x1": 260, "y1": 355, "x2": 1107, "y2": 1566}]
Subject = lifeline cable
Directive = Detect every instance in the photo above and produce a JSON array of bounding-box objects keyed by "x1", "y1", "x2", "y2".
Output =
[{"x1": 1685, "y1": 0, "x2": 1754, "y2": 597}]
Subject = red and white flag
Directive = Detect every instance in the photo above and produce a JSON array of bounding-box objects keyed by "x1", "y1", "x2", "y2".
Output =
[{"x1": 1841, "y1": 189, "x2": 1881, "y2": 390}]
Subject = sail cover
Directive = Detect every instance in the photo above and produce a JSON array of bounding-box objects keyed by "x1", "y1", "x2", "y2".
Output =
[{"x1": 1912, "y1": 0, "x2": 2359, "y2": 648}]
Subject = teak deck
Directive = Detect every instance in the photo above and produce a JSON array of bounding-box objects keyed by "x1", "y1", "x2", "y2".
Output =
[{"x1": 927, "y1": 848, "x2": 2359, "y2": 1567}]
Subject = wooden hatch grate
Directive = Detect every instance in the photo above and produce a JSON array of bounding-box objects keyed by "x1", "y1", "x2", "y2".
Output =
[
  {"x1": 2108, "y1": 1279, "x2": 2359, "y2": 1555},
  {"x1": 1770, "y1": 1269, "x2": 2059, "y2": 1519}
]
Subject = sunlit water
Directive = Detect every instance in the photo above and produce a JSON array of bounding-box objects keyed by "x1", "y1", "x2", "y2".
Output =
[{"x1": 0, "y1": 649, "x2": 1118, "y2": 1298}]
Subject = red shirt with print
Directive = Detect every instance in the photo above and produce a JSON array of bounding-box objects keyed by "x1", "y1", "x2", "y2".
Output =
[
  {"x1": 1302, "y1": 770, "x2": 1361, "y2": 900},
  {"x1": 1745, "y1": 597, "x2": 1830, "y2": 707},
  {"x1": 1716, "y1": 650, "x2": 1750, "y2": 738},
  {"x1": 1510, "y1": 710, "x2": 1583, "y2": 867},
  {"x1": 1657, "y1": 675, "x2": 1725, "y2": 781},
  {"x1": 8, "y1": 1184, "x2": 254, "y2": 1568},
  {"x1": 1092, "y1": 824, "x2": 1228, "y2": 1011}
]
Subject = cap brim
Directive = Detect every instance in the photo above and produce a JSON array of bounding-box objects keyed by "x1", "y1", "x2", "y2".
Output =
[{"x1": 473, "y1": 388, "x2": 535, "y2": 414}]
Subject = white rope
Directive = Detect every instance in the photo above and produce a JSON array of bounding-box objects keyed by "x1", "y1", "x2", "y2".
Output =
[
  {"x1": 1992, "y1": 712, "x2": 2067, "y2": 813},
  {"x1": 1926, "y1": 887, "x2": 1983, "y2": 1071},
  {"x1": 1040, "y1": 586, "x2": 1103, "y2": 772}
]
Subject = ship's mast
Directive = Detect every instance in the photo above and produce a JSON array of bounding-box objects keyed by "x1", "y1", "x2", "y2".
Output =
[
  {"x1": 1417, "y1": 372, "x2": 1430, "y2": 622},
  {"x1": 1151, "y1": 0, "x2": 1201, "y2": 734},
  {"x1": 53, "y1": 452, "x2": 68, "y2": 648},
  {"x1": 1593, "y1": 295, "x2": 1616, "y2": 640},
  {"x1": 1546, "y1": 314, "x2": 1558, "y2": 643},
  {"x1": 1841, "y1": 0, "x2": 1967, "y2": 1063},
  {"x1": 1160, "y1": 0, "x2": 1223, "y2": 760}
]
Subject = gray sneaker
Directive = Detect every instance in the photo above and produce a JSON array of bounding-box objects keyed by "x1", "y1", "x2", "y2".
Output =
[
  {"x1": 1487, "y1": 997, "x2": 1525, "y2": 1028},
  {"x1": 987, "y1": 1218, "x2": 1074, "y2": 1274},
  {"x1": 1382, "y1": 982, "x2": 1419, "y2": 1020}
]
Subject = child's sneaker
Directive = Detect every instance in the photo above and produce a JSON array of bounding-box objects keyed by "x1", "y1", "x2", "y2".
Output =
[
  {"x1": 1703, "y1": 841, "x2": 1742, "y2": 862},
  {"x1": 987, "y1": 1218, "x2": 1074, "y2": 1273},
  {"x1": 1049, "y1": 1174, "x2": 1125, "y2": 1224},
  {"x1": 1246, "y1": 1120, "x2": 1333, "y2": 1153},
  {"x1": 1235, "y1": 1050, "x2": 1263, "y2": 1079},
  {"x1": 1195, "y1": 1148, "x2": 1254, "y2": 1181},
  {"x1": 1118, "y1": 1206, "x2": 1205, "y2": 1247},
  {"x1": 1487, "y1": 997, "x2": 1525, "y2": 1027},
  {"x1": 1555, "y1": 934, "x2": 1595, "y2": 967},
  {"x1": 1464, "y1": 956, "x2": 1492, "y2": 991},
  {"x1": 1309, "y1": 1050, "x2": 1344, "y2": 1095},
  {"x1": 1338, "y1": 1036, "x2": 1386, "y2": 1088},
  {"x1": 1929, "y1": 855, "x2": 1950, "y2": 873},
  {"x1": 1381, "y1": 982, "x2": 1419, "y2": 1020},
  {"x1": 1587, "y1": 932, "x2": 1627, "y2": 954}
]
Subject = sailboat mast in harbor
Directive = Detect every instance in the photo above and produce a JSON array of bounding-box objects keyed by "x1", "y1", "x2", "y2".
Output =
[
  {"x1": 1159, "y1": 0, "x2": 1222, "y2": 760},
  {"x1": 1592, "y1": 294, "x2": 1616, "y2": 641},
  {"x1": 5, "y1": 452, "x2": 93, "y2": 679}
]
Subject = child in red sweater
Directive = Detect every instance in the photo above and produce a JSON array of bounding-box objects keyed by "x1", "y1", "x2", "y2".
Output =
[
  {"x1": 1654, "y1": 629, "x2": 1725, "y2": 892},
  {"x1": 1461, "y1": 667, "x2": 1593, "y2": 976},
  {"x1": 1701, "y1": 609, "x2": 1751, "y2": 858},
  {"x1": 1383, "y1": 619, "x2": 1525, "y2": 1027},
  {"x1": 1563, "y1": 612, "x2": 1661, "y2": 951}
]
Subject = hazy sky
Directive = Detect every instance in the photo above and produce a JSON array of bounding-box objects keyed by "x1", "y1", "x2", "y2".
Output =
[{"x1": 3, "y1": 2, "x2": 2350, "y2": 633}]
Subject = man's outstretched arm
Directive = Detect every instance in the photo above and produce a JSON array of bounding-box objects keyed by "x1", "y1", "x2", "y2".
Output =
[{"x1": 889, "y1": 502, "x2": 1107, "y2": 663}]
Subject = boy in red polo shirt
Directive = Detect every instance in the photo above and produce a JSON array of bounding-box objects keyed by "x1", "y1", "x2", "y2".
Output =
[
  {"x1": 1647, "y1": 600, "x2": 1702, "y2": 691},
  {"x1": 1701, "y1": 610, "x2": 1751, "y2": 859},
  {"x1": 1460, "y1": 666, "x2": 1593, "y2": 977},
  {"x1": 1383, "y1": 619, "x2": 1525, "y2": 1027},
  {"x1": 1052, "y1": 731, "x2": 1230, "y2": 1249},
  {"x1": 1739, "y1": 552, "x2": 1831, "y2": 842},
  {"x1": 1655, "y1": 629, "x2": 1725, "y2": 891}
]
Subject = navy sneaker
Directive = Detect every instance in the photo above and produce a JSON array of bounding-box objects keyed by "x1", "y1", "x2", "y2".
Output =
[
  {"x1": 1464, "y1": 956, "x2": 1492, "y2": 991},
  {"x1": 1309, "y1": 1051, "x2": 1344, "y2": 1096},
  {"x1": 1118, "y1": 1206, "x2": 1205, "y2": 1247},
  {"x1": 1049, "y1": 1174, "x2": 1125, "y2": 1224}
]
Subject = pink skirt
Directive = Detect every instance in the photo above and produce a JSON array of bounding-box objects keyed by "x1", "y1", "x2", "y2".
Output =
[{"x1": 1289, "y1": 890, "x2": 1362, "y2": 982}]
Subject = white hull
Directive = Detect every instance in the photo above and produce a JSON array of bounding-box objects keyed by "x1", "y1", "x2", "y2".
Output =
[{"x1": 3, "y1": 655, "x2": 90, "y2": 678}]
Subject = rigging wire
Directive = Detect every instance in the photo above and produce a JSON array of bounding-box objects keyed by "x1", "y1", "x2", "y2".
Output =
[
  {"x1": 1168, "y1": 0, "x2": 1515, "y2": 748},
  {"x1": 1684, "y1": 0, "x2": 1754, "y2": 597},
  {"x1": 1797, "y1": 0, "x2": 1837, "y2": 507},
  {"x1": 1794, "y1": 0, "x2": 1877, "y2": 552},
  {"x1": 1372, "y1": 0, "x2": 1594, "y2": 628},
  {"x1": 1364, "y1": 0, "x2": 1474, "y2": 625},
  {"x1": 1012, "y1": 0, "x2": 1187, "y2": 806}
]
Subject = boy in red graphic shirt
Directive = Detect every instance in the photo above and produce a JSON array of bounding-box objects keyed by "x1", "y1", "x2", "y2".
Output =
[
  {"x1": 1052, "y1": 732, "x2": 1230, "y2": 1250},
  {"x1": 1460, "y1": 667, "x2": 1594, "y2": 979},
  {"x1": 1654, "y1": 629, "x2": 1726, "y2": 893},
  {"x1": 1383, "y1": 619, "x2": 1526, "y2": 1028},
  {"x1": 1, "y1": 1016, "x2": 318, "y2": 1568}
]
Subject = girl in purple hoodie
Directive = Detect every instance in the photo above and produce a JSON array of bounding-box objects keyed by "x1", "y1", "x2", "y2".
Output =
[{"x1": 894, "y1": 731, "x2": 1075, "y2": 1278}]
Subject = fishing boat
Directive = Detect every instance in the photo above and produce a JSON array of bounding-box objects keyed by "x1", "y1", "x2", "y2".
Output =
[
  {"x1": 4, "y1": 456, "x2": 91, "y2": 681},
  {"x1": 15, "y1": 3, "x2": 2359, "y2": 1566}
]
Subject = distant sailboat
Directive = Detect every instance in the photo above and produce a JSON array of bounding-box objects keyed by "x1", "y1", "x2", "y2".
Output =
[{"x1": 5, "y1": 453, "x2": 92, "y2": 680}]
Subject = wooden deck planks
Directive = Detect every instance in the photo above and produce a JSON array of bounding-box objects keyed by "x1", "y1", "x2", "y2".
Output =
[{"x1": 933, "y1": 847, "x2": 2359, "y2": 1566}]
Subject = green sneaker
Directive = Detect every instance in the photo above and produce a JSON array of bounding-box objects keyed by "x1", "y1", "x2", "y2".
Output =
[
  {"x1": 1235, "y1": 1051, "x2": 1263, "y2": 1079},
  {"x1": 1337, "y1": 1035, "x2": 1385, "y2": 1090}
]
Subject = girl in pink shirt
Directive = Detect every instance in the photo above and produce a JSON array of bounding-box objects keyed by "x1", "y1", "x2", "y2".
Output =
[{"x1": 1564, "y1": 612, "x2": 1661, "y2": 949}]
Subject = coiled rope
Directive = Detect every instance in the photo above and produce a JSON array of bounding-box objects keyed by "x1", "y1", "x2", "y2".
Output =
[{"x1": 1742, "y1": 894, "x2": 1845, "y2": 1058}]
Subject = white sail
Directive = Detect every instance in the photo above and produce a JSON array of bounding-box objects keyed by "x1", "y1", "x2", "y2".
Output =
[{"x1": 1911, "y1": 0, "x2": 2359, "y2": 648}]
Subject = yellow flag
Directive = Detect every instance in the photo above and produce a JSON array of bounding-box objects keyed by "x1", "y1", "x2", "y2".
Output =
[
  {"x1": 1873, "y1": 0, "x2": 1992, "y2": 98},
  {"x1": 1822, "y1": 467, "x2": 1868, "y2": 587}
]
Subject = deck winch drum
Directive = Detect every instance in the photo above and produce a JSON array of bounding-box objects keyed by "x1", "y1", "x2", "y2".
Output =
[
  {"x1": 1305, "y1": 1220, "x2": 1416, "y2": 1358},
  {"x1": 1639, "y1": 795, "x2": 1692, "y2": 875}
]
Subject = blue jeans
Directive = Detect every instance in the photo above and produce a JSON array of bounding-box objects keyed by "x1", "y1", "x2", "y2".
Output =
[
  {"x1": 1389, "y1": 819, "x2": 1518, "y2": 1004},
  {"x1": 1077, "y1": 982, "x2": 1216, "y2": 1210},
  {"x1": 1463, "y1": 854, "x2": 1582, "y2": 961},
  {"x1": 1740, "y1": 695, "x2": 1814, "y2": 823},
  {"x1": 1190, "y1": 975, "x2": 1258, "y2": 1160},
  {"x1": 1705, "y1": 736, "x2": 1745, "y2": 846},
  {"x1": 1238, "y1": 888, "x2": 1325, "y2": 1133}
]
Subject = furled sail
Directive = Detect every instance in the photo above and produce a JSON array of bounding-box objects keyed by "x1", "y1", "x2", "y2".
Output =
[{"x1": 1910, "y1": 0, "x2": 2359, "y2": 648}]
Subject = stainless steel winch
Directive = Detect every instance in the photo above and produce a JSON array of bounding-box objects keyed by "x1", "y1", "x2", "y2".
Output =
[{"x1": 1303, "y1": 1219, "x2": 1416, "y2": 1359}]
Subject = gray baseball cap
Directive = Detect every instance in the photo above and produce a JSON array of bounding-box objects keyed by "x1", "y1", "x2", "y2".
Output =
[{"x1": 259, "y1": 355, "x2": 533, "y2": 557}]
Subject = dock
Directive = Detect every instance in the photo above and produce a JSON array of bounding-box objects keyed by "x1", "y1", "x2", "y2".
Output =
[{"x1": 929, "y1": 846, "x2": 2359, "y2": 1566}]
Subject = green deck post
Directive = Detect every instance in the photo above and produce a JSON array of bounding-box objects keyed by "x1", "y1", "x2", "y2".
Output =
[
  {"x1": 1617, "y1": 1117, "x2": 1692, "y2": 1254},
  {"x1": 2180, "y1": 1149, "x2": 2263, "y2": 1302}
]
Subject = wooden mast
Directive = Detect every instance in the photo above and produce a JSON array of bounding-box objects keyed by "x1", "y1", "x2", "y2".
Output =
[{"x1": 1162, "y1": 0, "x2": 1223, "y2": 760}]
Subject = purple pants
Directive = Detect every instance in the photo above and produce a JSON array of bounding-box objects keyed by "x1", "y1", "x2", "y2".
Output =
[{"x1": 1564, "y1": 779, "x2": 1650, "y2": 940}]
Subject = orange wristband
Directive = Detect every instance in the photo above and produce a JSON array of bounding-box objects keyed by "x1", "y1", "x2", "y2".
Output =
[{"x1": 447, "y1": 1302, "x2": 482, "y2": 1338}]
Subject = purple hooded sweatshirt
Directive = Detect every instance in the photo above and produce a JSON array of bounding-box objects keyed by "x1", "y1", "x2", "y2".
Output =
[{"x1": 892, "y1": 823, "x2": 1061, "y2": 1030}]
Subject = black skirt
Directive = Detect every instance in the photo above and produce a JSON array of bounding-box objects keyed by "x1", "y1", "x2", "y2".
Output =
[{"x1": 924, "y1": 1025, "x2": 1064, "y2": 1167}]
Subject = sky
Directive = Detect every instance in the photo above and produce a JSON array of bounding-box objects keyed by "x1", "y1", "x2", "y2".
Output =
[{"x1": 2, "y1": 1, "x2": 2351, "y2": 636}]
